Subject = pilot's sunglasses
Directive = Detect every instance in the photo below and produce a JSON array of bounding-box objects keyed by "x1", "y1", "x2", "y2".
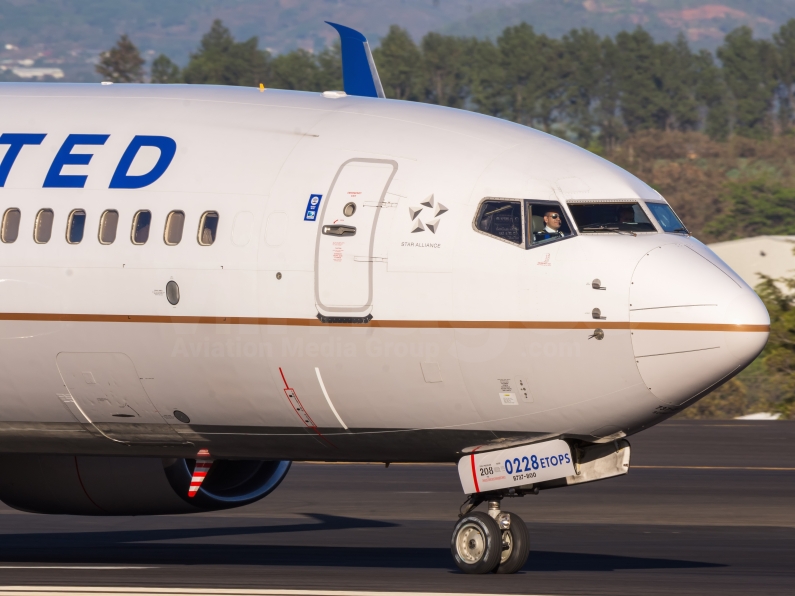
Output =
[{"x1": 547, "y1": 214, "x2": 560, "y2": 219}]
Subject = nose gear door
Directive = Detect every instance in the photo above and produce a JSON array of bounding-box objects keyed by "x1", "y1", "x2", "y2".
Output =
[{"x1": 314, "y1": 158, "x2": 397, "y2": 320}]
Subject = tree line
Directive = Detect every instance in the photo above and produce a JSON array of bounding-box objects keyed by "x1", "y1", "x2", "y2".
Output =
[{"x1": 99, "y1": 18, "x2": 795, "y2": 149}]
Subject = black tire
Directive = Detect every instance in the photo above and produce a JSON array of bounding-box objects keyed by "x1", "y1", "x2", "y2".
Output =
[
  {"x1": 451, "y1": 511, "x2": 502, "y2": 574},
  {"x1": 494, "y1": 511, "x2": 530, "y2": 574}
]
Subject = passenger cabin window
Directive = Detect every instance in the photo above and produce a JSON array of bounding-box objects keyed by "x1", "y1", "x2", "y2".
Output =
[
  {"x1": 568, "y1": 202, "x2": 656, "y2": 234},
  {"x1": 164, "y1": 211, "x2": 185, "y2": 246},
  {"x1": 131, "y1": 210, "x2": 151, "y2": 245},
  {"x1": 66, "y1": 209, "x2": 86, "y2": 244},
  {"x1": 474, "y1": 200, "x2": 523, "y2": 245},
  {"x1": 528, "y1": 201, "x2": 573, "y2": 246},
  {"x1": 99, "y1": 210, "x2": 118, "y2": 245},
  {"x1": 198, "y1": 211, "x2": 219, "y2": 246},
  {"x1": 646, "y1": 202, "x2": 688, "y2": 234},
  {"x1": 34, "y1": 209, "x2": 54, "y2": 244},
  {"x1": 2, "y1": 208, "x2": 21, "y2": 243}
]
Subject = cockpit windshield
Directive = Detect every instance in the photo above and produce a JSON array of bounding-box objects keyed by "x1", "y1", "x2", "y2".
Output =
[
  {"x1": 645, "y1": 202, "x2": 688, "y2": 234},
  {"x1": 568, "y1": 202, "x2": 656, "y2": 234}
]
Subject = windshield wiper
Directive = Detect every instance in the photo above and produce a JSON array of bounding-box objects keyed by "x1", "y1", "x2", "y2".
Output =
[
  {"x1": 671, "y1": 227, "x2": 689, "y2": 234},
  {"x1": 581, "y1": 224, "x2": 636, "y2": 237}
]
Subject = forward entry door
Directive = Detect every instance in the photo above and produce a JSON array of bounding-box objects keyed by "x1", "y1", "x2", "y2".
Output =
[
  {"x1": 57, "y1": 352, "x2": 183, "y2": 444},
  {"x1": 315, "y1": 158, "x2": 397, "y2": 320}
]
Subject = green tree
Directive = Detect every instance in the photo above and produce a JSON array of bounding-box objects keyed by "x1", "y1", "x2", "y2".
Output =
[
  {"x1": 182, "y1": 19, "x2": 269, "y2": 87},
  {"x1": 752, "y1": 275, "x2": 795, "y2": 417},
  {"x1": 468, "y1": 38, "x2": 503, "y2": 117},
  {"x1": 613, "y1": 30, "x2": 701, "y2": 134},
  {"x1": 0, "y1": 70, "x2": 22, "y2": 83},
  {"x1": 614, "y1": 28, "x2": 667, "y2": 133},
  {"x1": 595, "y1": 36, "x2": 624, "y2": 151},
  {"x1": 694, "y1": 49, "x2": 730, "y2": 140},
  {"x1": 315, "y1": 41, "x2": 343, "y2": 91},
  {"x1": 373, "y1": 25, "x2": 422, "y2": 100},
  {"x1": 534, "y1": 34, "x2": 572, "y2": 133},
  {"x1": 420, "y1": 32, "x2": 470, "y2": 108},
  {"x1": 657, "y1": 34, "x2": 699, "y2": 131},
  {"x1": 270, "y1": 49, "x2": 320, "y2": 91},
  {"x1": 496, "y1": 23, "x2": 546, "y2": 127},
  {"x1": 718, "y1": 26, "x2": 777, "y2": 139},
  {"x1": 492, "y1": 23, "x2": 570, "y2": 131},
  {"x1": 150, "y1": 54, "x2": 180, "y2": 84},
  {"x1": 561, "y1": 28, "x2": 604, "y2": 145},
  {"x1": 96, "y1": 34, "x2": 144, "y2": 83},
  {"x1": 773, "y1": 19, "x2": 795, "y2": 132},
  {"x1": 704, "y1": 177, "x2": 795, "y2": 240}
]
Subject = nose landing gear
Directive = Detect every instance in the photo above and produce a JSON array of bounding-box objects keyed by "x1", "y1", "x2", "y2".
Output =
[
  {"x1": 452, "y1": 511, "x2": 501, "y2": 574},
  {"x1": 451, "y1": 497, "x2": 530, "y2": 574}
]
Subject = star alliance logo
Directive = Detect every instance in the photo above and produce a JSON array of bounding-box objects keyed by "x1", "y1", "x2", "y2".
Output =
[{"x1": 408, "y1": 194, "x2": 448, "y2": 233}]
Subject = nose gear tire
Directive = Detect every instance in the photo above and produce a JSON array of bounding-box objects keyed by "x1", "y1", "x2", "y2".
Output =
[
  {"x1": 451, "y1": 511, "x2": 502, "y2": 574},
  {"x1": 494, "y1": 511, "x2": 530, "y2": 574}
]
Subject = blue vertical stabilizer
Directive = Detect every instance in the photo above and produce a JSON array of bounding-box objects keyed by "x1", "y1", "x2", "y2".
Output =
[{"x1": 325, "y1": 22, "x2": 385, "y2": 99}]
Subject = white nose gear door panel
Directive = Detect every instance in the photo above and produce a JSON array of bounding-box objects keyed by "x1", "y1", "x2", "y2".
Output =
[{"x1": 315, "y1": 158, "x2": 397, "y2": 318}]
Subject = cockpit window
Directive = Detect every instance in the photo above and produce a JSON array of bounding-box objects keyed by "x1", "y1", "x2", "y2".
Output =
[
  {"x1": 568, "y1": 202, "x2": 656, "y2": 233},
  {"x1": 528, "y1": 202, "x2": 573, "y2": 245},
  {"x1": 474, "y1": 198, "x2": 576, "y2": 248},
  {"x1": 646, "y1": 202, "x2": 688, "y2": 234},
  {"x1": 474, "y1": 200, "x2": 523, "y2": 245}
]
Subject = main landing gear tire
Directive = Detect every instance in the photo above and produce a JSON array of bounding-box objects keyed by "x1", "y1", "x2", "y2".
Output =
[
  {"x1": 493, "y1": 511, "x2": 530, "y2": 574},
  {"x1": 451, "y1": 512, "x2": 502, "y2": 574}
]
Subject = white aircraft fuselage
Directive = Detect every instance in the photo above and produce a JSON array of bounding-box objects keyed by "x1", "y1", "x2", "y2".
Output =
[{"x1": 0, "y1": 83, "x2": 769, "y2": 465}]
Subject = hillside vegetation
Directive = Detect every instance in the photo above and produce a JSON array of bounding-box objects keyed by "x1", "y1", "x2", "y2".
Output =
[{"x1": 2, "y1": 0, "x2": 795, "y2": 60}]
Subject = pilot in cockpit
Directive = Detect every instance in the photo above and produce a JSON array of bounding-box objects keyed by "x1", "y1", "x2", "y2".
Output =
[
  {"x1": 618, "y1": 205, "x2": 635, "y2": 223},
  {"x1": 533, "y1": 208, "x2": 565, "y2": 242}
]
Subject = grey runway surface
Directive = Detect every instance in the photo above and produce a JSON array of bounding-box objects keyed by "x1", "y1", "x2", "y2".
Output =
[{"x1": 0, "y1": 420, "x2": 793, "y2": 595}]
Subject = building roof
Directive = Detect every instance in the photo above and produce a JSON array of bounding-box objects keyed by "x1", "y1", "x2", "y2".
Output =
[
  {"x1": 708, "y1": 236, "x2": 795, "y2": 289},
  {"x1": 10, "y1": 67, "x2": 64, "y2": 79}
]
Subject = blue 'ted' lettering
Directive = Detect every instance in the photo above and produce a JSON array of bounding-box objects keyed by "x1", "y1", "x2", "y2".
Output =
[
  {"x1": 43, "y1": 134, "x2": 109, "y2": 188},
  {"x1": 0, "y1": 133, "x2": 46, "y2": 187},
  {"x1": 110, "y1": 136, "x2": 176, "y2": 189}
]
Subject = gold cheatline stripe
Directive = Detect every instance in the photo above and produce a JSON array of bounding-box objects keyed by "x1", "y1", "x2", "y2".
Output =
[{"x1": 0, "y1": 313, "x2": 770, "y2": 332}]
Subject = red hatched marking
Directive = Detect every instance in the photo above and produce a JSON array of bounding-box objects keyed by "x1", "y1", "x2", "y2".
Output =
[
  {"x1": 278, "y1": 367, "x2": 318, "y2": 429},
  {"x1": 470, "y1": 454, "x2": 480, "y2": 493},
  {"x1": 188, "y1": 460, "x2": 213, "y2": 498},
  {"x1": 277, "y1": 367, "x2": 336, "y2": 448}
]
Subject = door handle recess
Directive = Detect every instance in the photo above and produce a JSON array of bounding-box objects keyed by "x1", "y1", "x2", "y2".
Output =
[
  {"x1": 322, "y1": 224, "x2": 356, "y2": 236},
  {"x1": 353, "y1": 256, "x2": 387, "y2": 262}
]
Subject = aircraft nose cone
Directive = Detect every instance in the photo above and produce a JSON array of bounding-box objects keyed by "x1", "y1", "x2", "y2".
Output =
[
  {"x1": 630, "y1": 244, "x2": 769, "y2": 407},
  {"x1": 723, "y1": 284, "x2": 770, "y2": 368}
]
